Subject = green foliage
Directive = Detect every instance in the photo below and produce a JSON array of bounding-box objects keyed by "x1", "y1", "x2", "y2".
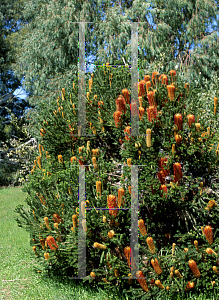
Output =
[{"x1": 15, "y1": 65, "x2": 219, "y2": 298}]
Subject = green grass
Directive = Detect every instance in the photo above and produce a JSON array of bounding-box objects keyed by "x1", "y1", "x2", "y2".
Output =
[{"x1": 0, "y1": 186, "x2": 217, "y2": 300}]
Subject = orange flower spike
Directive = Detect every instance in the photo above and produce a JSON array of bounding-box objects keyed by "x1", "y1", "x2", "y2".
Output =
[
  {"x1": 116, "y1": 95, "x2": 126, "y2": 114},
  {"x1": 44, "y1": 217, "x2": 52, "y2": 230},
  {"x1": 138, "y1": 219, "x2": 147, "y2": 236},
  {"x1": 167, "y1": 85, "x2": 175, "y2": 101},
  {"x1": 107, "y1": 194, "x2": 118, "y2": 218},
  {"x1": 139, "y1": 107, "x2": 145, "y2": 121},
  {"x1": 213, "y1": 266, "x2": 219, "y2": 274},
  {"x1": 205, "y1": 248, "x2": 217, "y2": 256},
  {"x1": 147, "y1": 106, "x2": 157, "y2": 122},
  {"x1": 124, "y1": 246, "x2": 131, "y2": 267},
  {"x1": 44, "y1": 253, "x2": 50, "y2": 260},
  {"x1": 159, "y1": 74, "x2": 168, "y2": 85},
  {"x1": 151, "y1": 258, "x2": 162, "y2": 274},
  {"x1": 173, "y1": 162, "x2": 182, "y2": 182},
  {"x1": 146, "y1": 81, "x2": 151, "y2": 93},
  {"x1": 184, "y1": 83, "x2": 189, "y2": 92},
  {"x1": 136, "y1": 270, "x2": 149, "y2": 292},
  {"x1": 124, "y1": 126, "x2": 132, "y2": 141},
  {"x1": 160, "y1": 185, "x2": 168, "y2": 197},
  {"x1": 204, "y1": 225, "x2": 213, "y2": 245},
  {"x1": 96, "y1": 181, "x2": 101, "y2": 196},
  {"x1": 155, "y1": 280, "x2": 165, "y2": 289},
  {"x1": 138, "y1": 80, "x2": 146, "y2": 97},
  {"x1": 46, "y1": 235, "x2": 58, "y2": 250},
  {"x1": 174, "y1": 113, "x2": 183, "y2": 131},
  {"x1": 146, "y1": 237, "x2": 156, "y2": 254},
  {"x1": 152, "y1": 71, "x2": 159, "y2": 85},
  {"x1": 187, "y1": 114, "x2": 195, "y2": 127},
  {"x1": 188, "y1": 260, "x2": 201, "y2": 278},
  {"x1": 214, "y1": 97, "x2": 218, "y2": 107},
  {"x1": 144, "y1": 75, "x2": 150, "y2": 82},
  {"x1": 147, "y1": 91, "x2": 156, "y2": 106},
  {"x1": 122, "y1": 88, "x2": 130, "y2": 104},
  {"x1": 185, "y1": 281, "x2": 195, "y2": 292},
  {"x1": 113, "y1": 111, "x2": 122, "y2": 128},
  {"x1": 175, "y1": 134, "x2": 182, "y2": 145},
  {"x1": 58, "y1": 155, "x2": 63, "y2": 164},
  {"x1": 127, "y1": 158, "x2": 132, "y2": 166},
  {"x1": 118, "y1": 188, "x2": 124, "y2": 208},
  {"x1": 70, "y1": 156, "x2": 77, "y2": 163},
  {"x1": 108, "y1": 230, "x2": 115, "y2": 239}
]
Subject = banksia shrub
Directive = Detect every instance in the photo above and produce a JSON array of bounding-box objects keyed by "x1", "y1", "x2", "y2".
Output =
[{"x1": 15, "y1": 66, "x2": 219, "y2": 298}]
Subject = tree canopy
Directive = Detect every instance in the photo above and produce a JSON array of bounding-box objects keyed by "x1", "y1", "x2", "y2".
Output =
[{"x1": 9, "y1": 0, "x2": 219, "y2": 137}]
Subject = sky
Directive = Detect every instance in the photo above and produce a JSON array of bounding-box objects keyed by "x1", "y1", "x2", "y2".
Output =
[{"x1": 13, "y1": 6, "x2": 219, "y2": 102}]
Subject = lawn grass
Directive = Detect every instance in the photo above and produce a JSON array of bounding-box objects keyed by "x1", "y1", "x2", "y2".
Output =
[{"x1": 0, "y1": 186, "x2": 217, "y2": 300}]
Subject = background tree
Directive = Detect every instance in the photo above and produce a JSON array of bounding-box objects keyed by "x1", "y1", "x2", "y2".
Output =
[
  {"x1": 10, "y1": 0, "x2": 219, "y2": 140},
  {"x1": 0, "y1": 0, "x2": 36, "y2": 186}
]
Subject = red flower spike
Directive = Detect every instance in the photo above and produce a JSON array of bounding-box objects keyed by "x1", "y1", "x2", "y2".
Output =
[
  {"x1": 53, "y1": 214, "x2": 62, "y2": 224},
  {"x1": 116, "y1": 95, "x2": 126, "y2": 114},
  {"x1": 98, "y1": 100, "x2": 104, "y2": 109},
  {"x1": 119, "y1": 138, "x2": 123, "y2": 145},
  {"x1": 138, "y1": 80, "x2": 146, "y2": 97},
  {"x1": 147, "y1": 106, "x2": 158, "y2": 122},
  {"x1": 159, "y1": 74, "x2": 168, "y2": 85},
  {"x1": 147, "y1": 91, "x2": 156, "y2": 106},
  {"x1": 159, "y1": 157, "x2": 169, "y2": 176},
  {"x1": 185, "y1": 281, "x2": 195, "y2": 292},
  {"x1": 46, "y1": 236, "x2": 58, "y2": 250},
  {"x1": 187, "y1": 114, "x2": 195, "y2": 127},
  {"x1": 160, "y1": 185, "x2": 168, "y2": 197},
  {"x1": 157, "y1": 170, "x2": 166, "y2": 184},
  {"x1": 169, "y1": 70, "x2": 176, "y2": 77},
  {"x1": 174, "y1": 113, "x2": 183, "y2": 131},
  {"x1": 152, "y1": 71, "x2": 159, "y2": 85}
]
